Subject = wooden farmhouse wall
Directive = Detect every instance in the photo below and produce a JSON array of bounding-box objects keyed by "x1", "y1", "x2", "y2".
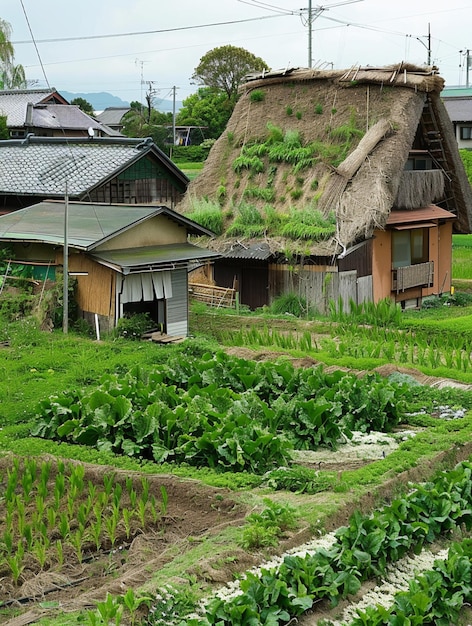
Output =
[
  {"x1": 68, "y1": 253, "x2": 116, "y2": 328},
  {"x1": 268, "y1": 264, "x2": 373, "y2": 314}
]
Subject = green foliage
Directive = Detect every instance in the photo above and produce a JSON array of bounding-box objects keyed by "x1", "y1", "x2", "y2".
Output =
[
  {"x1": 243, "y1": 186, "x2": 275, "y2": 202},
  {"x1": 192, "y1": 45, "x2": 269, "y2": 100},
  {"x1": 186, "y1": 199, "x2": 224, "y2": 234},
  {"x1": 314, "y1": 103, "x2": 323, "y2": 114},
  {"x1": 31, "y1": 350, "x2": 408, "y2": 474},
  {"x1": 226, "y1": 203, "x2": 266, "y2": 237},
  {"x1": 114, "y1": 313, "x2": 153, "y2": 340},
  {"x1": 269, "y1": 292, "x2": 310, "y2": 317},
  {"x1": 329, "y1": 297, "x2": 403, "y2": 326},
  {"x1": 147, "y1": 583, "x2": 199, "y2": 625},
  {"x1": 459, "y1": 149, "x2": 472, "y2": 185},
  {"x1": 240, "y1": 498, "x2": 299, "y2": 549},
  {"x1": 281, "y1": 208, "x2": 336, "y2": 241},
  {"x1": 285, "y1": 105, "x2": 293, "y2": 116},
  {"x1": 171, "y1": 144, "x2": 211, "y2": 161},
  {"x1": 263, "y1": 465, "x2": 334, "y2": 494},
  {"x1": 266, "y1": 122, "x2": 284, "y2": 143},
  {"x1": 70, "y1": 97, "x2": 95, "y2": 116},
  {"x1": 249, "y1": 89, "x2": 265, "y2": 102},
  {"x1": 204, "y1": 461, "x2": 472, "y2": 625},
  {"x1": 176, "y1": 87, "x2": 232, "y2": 140}
]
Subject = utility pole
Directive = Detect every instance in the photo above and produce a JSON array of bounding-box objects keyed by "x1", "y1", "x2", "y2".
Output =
[
  {"x1": 63, "y1": 182, "x2": 69, "y2": 334},
  {"x1": 303, "y1": 1, "x2": 364, "y2": 69}
]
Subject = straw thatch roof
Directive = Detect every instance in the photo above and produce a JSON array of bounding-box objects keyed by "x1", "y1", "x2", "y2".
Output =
[{"x1": 178, "y1": 63, "x2": 472, "y2": 257}]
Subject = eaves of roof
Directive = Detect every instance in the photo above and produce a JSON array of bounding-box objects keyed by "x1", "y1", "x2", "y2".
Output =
[
  {"x1": 387, "y1": 205, "x2": 456, "y2": 225},
  {"x1": 91, "y1": 243, "x2": 221, "y2": 274}
]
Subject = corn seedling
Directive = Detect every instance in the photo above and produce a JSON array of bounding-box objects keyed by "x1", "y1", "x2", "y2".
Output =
[
  {"x1": 7, "y1": 543, "x2": 24, "y2": 585},
  {"x1": 121, "y1": 508, "x2": 132, "y2": 539},
  {"x1": 56, "y1": 539, "x2": 64, "y2": 567}
]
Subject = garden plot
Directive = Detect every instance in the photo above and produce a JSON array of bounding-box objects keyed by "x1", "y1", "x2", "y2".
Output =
[{"x1": 0, "y1": 456, "x2": 246, "y2": 619}]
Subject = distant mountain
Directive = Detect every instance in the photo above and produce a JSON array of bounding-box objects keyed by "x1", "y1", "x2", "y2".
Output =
[{"x1": 60, "y1": 91, "x2": 182, "y2": 113}]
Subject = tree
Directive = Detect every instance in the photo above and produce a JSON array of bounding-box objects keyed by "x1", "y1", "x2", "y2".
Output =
[
  {"x1": 176, "y1": 88, "x2": 232, "y2": 140},
  {"x1": 71, "y1": 97, "x2": 95, "y2": 117},
  {"x1": 121, "y1": 106, "x2": 173, "y2": 151},
  {"x1": 0, "y1": 19, "x2": 26, "y2": 89},
  {"x1": 192, "y1": 45, "x2": 269, "y2": 101}
]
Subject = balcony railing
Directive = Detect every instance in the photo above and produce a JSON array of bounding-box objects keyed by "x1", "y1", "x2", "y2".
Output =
[{"x1": 392, "y1": 262, "x2": 434, "y2": 293}]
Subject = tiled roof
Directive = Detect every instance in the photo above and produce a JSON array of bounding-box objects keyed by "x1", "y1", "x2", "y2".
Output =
[
  {"x1": 31, "y1": 104, "x2": 106, "y2": 132},
  {"x1": 0, "y1": 89, "x2": 61, "y2": 126},
  {"x1": 0, "y1": 136, "x2": 179, "y2": 197},
  {"x1": 95, "y1": 107, "x2": 131, "y2": 126},
  {"x1": 442, "y1": 97, "x2": 472, "y2": 122}
]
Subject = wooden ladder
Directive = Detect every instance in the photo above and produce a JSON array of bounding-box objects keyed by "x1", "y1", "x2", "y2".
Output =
[{"x1": 420, "y1": 97, "x2": 455, "y2": 212}]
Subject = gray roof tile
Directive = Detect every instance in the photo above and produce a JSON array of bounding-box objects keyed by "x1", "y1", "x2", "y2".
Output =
[{"x1": 0, "y1": 136, "x2": 166, "y2": 197}]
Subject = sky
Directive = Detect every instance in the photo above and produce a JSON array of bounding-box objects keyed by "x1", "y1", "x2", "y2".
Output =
[{"x1": 3, "y1": 0, "x2": 472, "y2": 109}]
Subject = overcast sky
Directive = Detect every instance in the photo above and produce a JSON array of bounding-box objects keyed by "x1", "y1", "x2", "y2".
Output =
[{"x1": 3, "y1": 1, "x2": 472, "y2": 108}]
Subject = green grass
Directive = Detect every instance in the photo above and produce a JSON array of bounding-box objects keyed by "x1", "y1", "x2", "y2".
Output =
[
  {"x1": 453, "y1": 235, "x2": 472, "y2": 279},
  {"x1": 175, "y1": 161, "x2": 204, "y2": 181}
]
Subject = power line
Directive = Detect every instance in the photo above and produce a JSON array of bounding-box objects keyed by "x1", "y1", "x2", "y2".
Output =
[{"x1": 12, "y1": 14, "x2": 285, "y2": 46}]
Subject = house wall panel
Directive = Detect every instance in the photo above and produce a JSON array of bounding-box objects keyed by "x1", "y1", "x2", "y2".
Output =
[
  {"x1": 372, "y1": 230, "x2": 392, "y2": 301},
  {"x1": 95, "y1": 215, "x2": 186, "y2": 251},
  {"x1": 68, "y1": 253, "x2": 115, "y2": 318},
  {"x1": 166, "y1": 268, "x2": 188, "y2": 336}
]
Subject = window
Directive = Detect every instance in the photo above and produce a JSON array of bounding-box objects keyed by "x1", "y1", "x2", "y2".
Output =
[
  {"x1": 392, "y1": 228, "x2": 429, "y2": 268},
  {"x1": 460, "y1": 126, "x2": 472, "y2": 140},
  {"x1": 404, "y1": 156, "x2": 433, "y2": 170}
]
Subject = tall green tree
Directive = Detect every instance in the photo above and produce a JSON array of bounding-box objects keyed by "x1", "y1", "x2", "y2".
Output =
[
  {"x1": 192, "y1": 45, "x2": 269, "y2": 101},
  {"x1": 0, "y1": 19, "x2": 26, "y2": 89}
]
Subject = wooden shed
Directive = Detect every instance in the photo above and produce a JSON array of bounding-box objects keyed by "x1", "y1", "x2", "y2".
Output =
[{"x1": 0, "y1": 201, "x2": 219, "y2": 334}]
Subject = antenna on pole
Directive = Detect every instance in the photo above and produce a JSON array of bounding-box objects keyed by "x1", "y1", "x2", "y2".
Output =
[{"x1": 301, "y1": 0, "x2": 364, "y2": 69}]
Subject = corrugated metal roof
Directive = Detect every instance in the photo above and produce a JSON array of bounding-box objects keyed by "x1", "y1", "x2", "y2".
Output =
[
  {"x1": 0, "y1": 135, "x2": 188, "y2": 197},
  {"x1": 222, "y1": 242, "x2": 273, "y2": 260},
  {"x1": 92, "y1": 243, "x2": 220, "y2": 273},
  {"x1": 387, "y1": 205, "x2": 456, "y2": 225},
  {"x1": 0, "y1": 201, "x2": 216, "y2": 249}
]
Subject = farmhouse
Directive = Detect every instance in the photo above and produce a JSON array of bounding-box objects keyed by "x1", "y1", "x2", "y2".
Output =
[
  {"x1": 179, "y1": 64, "x2": 472, "y2": 311},
  {"x1": 0, "y1": 87, "x2": 113, "y2": 139},
  {"x1": 0, "y1": 135, "x2": 189, "y2": 213},
  {"x1": 0, "y1": 201, "x2": 219, "y2": 335}
]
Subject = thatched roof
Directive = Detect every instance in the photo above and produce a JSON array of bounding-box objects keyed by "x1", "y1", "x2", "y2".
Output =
[{"x1": 178, "y1": 63, "x2": 472, "y2": 257}]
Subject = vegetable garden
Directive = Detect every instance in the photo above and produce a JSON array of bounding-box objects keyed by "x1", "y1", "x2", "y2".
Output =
[{"x1": 3, "y1": 300, "x2": 472, "y2": 624}]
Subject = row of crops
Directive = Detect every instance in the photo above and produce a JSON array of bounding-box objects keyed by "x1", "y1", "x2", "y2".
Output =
[
  {"x1": 217, "y1": 324, "x2": 472, "y2": 375},
  {"x1": 192, "y1": 460, "x2": 472, "y2": 625},
  {"x1": 31, "y1": 351, "x2": 411, "y2": 474},
  {"x1": 0, "y1": 457, "x2": 166, "y2": 593}
]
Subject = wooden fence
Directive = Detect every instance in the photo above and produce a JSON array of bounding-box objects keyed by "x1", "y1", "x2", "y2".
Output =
[{"x1": 189, "y1": 282, "x2": 236, "y2": 308}]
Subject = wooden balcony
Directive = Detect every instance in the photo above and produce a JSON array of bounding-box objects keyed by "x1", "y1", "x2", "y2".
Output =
[{"x1": 392, "y1": 262, "x2": 434, "y2": 293}]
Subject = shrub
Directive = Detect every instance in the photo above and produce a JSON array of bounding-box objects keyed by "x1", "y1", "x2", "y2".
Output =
[
  {"x1": 186, "y1": 199, "x2": 224, "y2": 235},
  {"x1": 114, "y1": 313, "x2": 153, "y2": 340},
  {"x1": 250, "y1": 89, "x2": 265, "y2": 102},
  {"x1": 269, "y1": 292, "x2": 310, "y2": 317}
]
